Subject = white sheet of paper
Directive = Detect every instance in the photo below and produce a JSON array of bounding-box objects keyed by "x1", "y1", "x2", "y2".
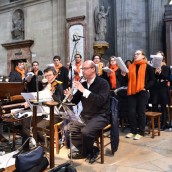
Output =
[
  {"x1": 21, "y1": 89, "x2": 59, "y2": 115},
  {"x1": 116, "y1": 57, "x2": 129, "y2": 73},
  {"x1": 150, "y1": 55, "x2": 163, "y2": 68},
  {"x1": 102, "y1": 67, "x2": 113, "y2": 73},
  {"x1": 0, "y1": 150, "x2": 19, "y2": 168}
]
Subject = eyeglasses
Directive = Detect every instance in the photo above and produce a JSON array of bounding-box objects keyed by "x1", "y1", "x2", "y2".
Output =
[
  {"x1": 81, "y1": 67, "x2": 93, "y2": 70},
  {"x1": 134, "y1": 53, "x2": 142, "y2": 56},
  {"x1": 44, "y1": 74, "x2": 54, "y2": 78}
]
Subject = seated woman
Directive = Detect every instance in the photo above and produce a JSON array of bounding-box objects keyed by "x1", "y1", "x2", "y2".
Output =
[{"x1": 21, "y1": 66, "x2": 65, "y2": 150}]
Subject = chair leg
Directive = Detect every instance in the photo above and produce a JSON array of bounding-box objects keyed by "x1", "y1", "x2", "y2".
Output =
[
  {"x1": 158, "y1": 116, "x2": 161, "y2": 136},
  {"x1": 151, "y1": 117, "x2": 155, "y2": 138},
  {"x1": 54, "y1": 125, "x2": 59, "y2": 154},
  {"x1": 100, "y1": 130, "x2": 104, "y2": 164}
]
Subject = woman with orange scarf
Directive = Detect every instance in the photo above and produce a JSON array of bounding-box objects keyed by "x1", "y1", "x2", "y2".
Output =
[
  {"x1": 125, "y1": 50, "x2": 155, "y2": 140},
  {"x1": 92, "y1": 55, "x2": 104, "y2": 77},
  {"x1": 107, "y1": 56, "x2": 126, "y2": 90}
]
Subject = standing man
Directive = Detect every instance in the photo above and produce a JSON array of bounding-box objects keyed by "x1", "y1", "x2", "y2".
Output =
[
  {"x1": 68, "y1": 53, "x2": 83, "y2": 122},
  {"x1": 64, "y1": 60, "x2": 110, "y2": 163},
  {"x1": 53, "y1": 55, "x2": 69, "y2": 90},
  {"x1": 9, "y1": 60, "x2": 25, "y2": 82},
  {"x1": 26, "y1": 61, "x2": 43, "y2": 92},
  {"x1": 68, "y1": 53, "x2": 83, "y2": 83}
]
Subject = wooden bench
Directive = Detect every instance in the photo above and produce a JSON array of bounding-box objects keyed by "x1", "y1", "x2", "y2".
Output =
[{"x1": 145, "y1": 111, "x2": 162, "y2": 138}]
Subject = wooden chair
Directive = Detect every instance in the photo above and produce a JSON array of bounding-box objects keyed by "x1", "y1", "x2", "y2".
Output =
[
  {"x1": 145, "y1": 111, "x2": 162, "y2": 138},
  {"x1": 54, "y1": 121, "x2": 63, "y2": 154},
  {"x1": 96, "y1": 124, "x2": 112, "y2": 164}
]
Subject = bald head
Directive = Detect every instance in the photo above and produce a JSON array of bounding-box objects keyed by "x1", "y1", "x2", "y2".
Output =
[
  {"x1": 82, "y1": 60, "x2": 96, "y2": 80},
  {"x1": 83, "y1": 60, "x2": 96, "y2": 68}
]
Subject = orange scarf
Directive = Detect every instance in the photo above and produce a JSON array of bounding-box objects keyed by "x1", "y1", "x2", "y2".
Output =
[
  {"x1": 98, "y1": 62, "x2": 103, "y2": 76},
  {"x1": 15, "y1": 67, "x2": 25, "y2": 79},
  {"x1": 128, "y1": 59, "x2": 147, "y2": 95},
  {"x1": 75, "y1": 61, "x2": 82, "y2": 81},
  {"x1": 109, "y1": 64, "x2": 119, "y2": 89},
  {"x1": 34, "y1": 70, "x2": 38, "y2": 75},
  {"x1": 55, "y1": 63, "x2": 62, "y2": 75}
]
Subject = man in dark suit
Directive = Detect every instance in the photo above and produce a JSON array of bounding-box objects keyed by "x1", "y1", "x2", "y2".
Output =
[
  {"x1": 9, "y1": 60, "x2": 25, "y2": 82},
  {"x1": 64, "y1": 60, "x2": 110, "y2": 163}
]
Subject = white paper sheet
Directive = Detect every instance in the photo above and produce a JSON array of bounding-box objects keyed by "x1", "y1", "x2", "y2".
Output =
[{"x1": 116, "y1": 57, "x2": 129, "y2": 73}]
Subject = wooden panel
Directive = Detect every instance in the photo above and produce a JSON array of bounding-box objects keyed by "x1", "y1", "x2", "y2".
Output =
[{"x1": 0, "y1": 82, "x2": 25, "y2": 100}]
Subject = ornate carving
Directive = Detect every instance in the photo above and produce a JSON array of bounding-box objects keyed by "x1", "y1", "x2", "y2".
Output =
[{"x1": 11, "y1": 9, "x2": 24, "y2": 40}]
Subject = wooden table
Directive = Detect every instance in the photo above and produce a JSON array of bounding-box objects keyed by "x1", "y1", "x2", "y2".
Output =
[{"x1": 32, "y1": 101, "x2": 59, "y2": 168}]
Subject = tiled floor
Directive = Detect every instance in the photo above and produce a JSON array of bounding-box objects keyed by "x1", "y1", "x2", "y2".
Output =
[{"x1": 54, "y1": 128, "x2": 172, "y2": 172}]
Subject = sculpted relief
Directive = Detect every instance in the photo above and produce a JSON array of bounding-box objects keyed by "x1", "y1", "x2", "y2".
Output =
[
  {"x1": 11, "y1": 9, "x2": 24, "y2": 40},
  {"x1": 94, "y1": 6, "x2": 110, "y2": 41}
]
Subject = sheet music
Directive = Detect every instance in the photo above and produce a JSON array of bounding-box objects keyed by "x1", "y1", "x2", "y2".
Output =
[
  {"x1": 102, "y1": 67, "x2": 113, "y2": 73},
  {"x1": 21, "y1": 89, "x2": 59, "y2": 116},
  {"x1": 0, "y1": 150, "x2": 19, "y2": 168},
  {"x1": 62, "y1": 104, "x2": 85, "y2": 126},
  {"x1": 150, "y1": 55, "x2": 163, "y2": 68},
  {"x1": 116, "y1": 57, "x2": 129, "y2": 73}
]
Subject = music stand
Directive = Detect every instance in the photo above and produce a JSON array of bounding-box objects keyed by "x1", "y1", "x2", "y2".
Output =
[{"x1": 58, "y1": 102, "x2": 85, "y2": 164}]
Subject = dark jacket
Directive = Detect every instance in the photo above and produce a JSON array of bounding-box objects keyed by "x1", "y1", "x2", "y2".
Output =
[
  {"x1": 110, "y1": 96, "x2": 119, "y2": 153},
  {"x1": 27, "y1": 70, "x2": 43, "y2": 92},
  {"x1": 9, "y1": 70, "x2": 23, "y2": 82},
  {"x1": 150, "y1": 65, "x2": 171, "y2": 105},
  {"x1": 72, "y1": 75, "x2": 110, "y2": 119},
  {"x1": 56, "y1": 66, "x2": 69, "y2": 90}
]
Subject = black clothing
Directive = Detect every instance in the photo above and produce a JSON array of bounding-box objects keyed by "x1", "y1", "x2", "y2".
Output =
[
  {"x1": 107, "y1": 68, "x2": 127, "y2": 90},
  {"x1": 128, "y1": 90, "x2": 150, "y2": 135},
  {"x1": 70, "y1": 76, "x2": 110, "y2": 156},
  {"x1": 56, "y1": 66, "x2": 69, "y2": 90},
  {"x1": 150, "y1": 65, "x2": 171, "y2": 105},
  {"x1": 27, "y1": 70, "x2": 43, "y2": 92},
  {"x1": 9, "y1": 70, "x2": 23, "y2": 82},
  {"x1": 149, "y1": 65, "x2": 171, "y2": 128},
  {"x1": 127, "y1": 64, "x2": 155, "y2": 135}
]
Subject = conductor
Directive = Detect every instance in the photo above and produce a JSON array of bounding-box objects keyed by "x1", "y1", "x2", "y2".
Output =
[{"x1": 64, "y1": 60, "x2": 110, "y2": 163}]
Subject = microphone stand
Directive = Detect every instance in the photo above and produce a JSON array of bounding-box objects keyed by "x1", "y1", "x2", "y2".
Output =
[
  {"x1": 36, "y1": 75, "x2": 39, "y2": 103},
  {"x1": 69, "y1": 38, "x2": 80, "y2": 87}
]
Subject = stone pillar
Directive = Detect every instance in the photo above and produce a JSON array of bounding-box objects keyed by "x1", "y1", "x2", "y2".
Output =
[
  {"x1": 148, "y1": 0, "x2": 167, "y2": 54},
  {"x1": 52, "y1": 0, "x2": 66, "y2": 64},
  {"x1": 164, "y1": 5, "x2": 172, "y2": 65}
]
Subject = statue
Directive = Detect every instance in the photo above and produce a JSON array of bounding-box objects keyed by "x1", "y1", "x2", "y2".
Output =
[
  {"x1": 11, "y1": 10, "x2": 24, "y2": 40},
  {"x1": 94, "y1": 6, "x2": 110, "y2": 41}
]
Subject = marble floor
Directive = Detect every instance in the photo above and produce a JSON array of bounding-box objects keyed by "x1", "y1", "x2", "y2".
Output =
[{"x1": 54, "y1": 128, "x2": 172, "y2": 172}]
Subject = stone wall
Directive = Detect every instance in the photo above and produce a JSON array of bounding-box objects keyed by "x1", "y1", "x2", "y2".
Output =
[{"x1": 0, "y1": 0, "x2": 170, "y2": 76}]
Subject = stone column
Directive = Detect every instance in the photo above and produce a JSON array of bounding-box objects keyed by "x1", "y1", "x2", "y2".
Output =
[
  {"x1": 148, "y1": 0, "x2": 168, "y2": 54},
  {"x1": 164, "y1": 4, "x2": 172, "y2": 65},
  {"x1": 53, "y1": 0, "x2": 66, "y2": 64}
]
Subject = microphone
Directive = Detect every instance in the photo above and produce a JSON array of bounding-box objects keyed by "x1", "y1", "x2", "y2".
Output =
[
  {"x1": 77, "y1": 35, "x2": 85, "y2": 38},
  {"x1": 73, "y1": 33, "x2": 84, "y2": 42}
]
